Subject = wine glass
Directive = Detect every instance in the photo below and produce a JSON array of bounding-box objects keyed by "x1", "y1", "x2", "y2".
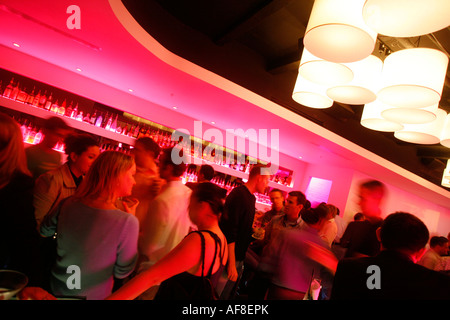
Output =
[{"x1": 0, "y1": 270, "x2": 28, "y2": 300}]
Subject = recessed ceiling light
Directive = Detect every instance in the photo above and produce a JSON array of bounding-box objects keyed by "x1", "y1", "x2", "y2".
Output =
[
  {"x1": 13, "y1": 42, "x2": 20, "y2": 47},
  {"x1": 299, "y1": 156, "x2": 303, "y2": 159},
  {"x1": 211, "y1": 121, "x2": 216, "y2": 125},
  {"x1": 76, "y1": 68, "x2": 82, "y2": 72},
  {"x1": 128, "y1": 89, "x2": 134, "y2": 92},
  {"x1": 173, "y1": 106, "x2": 177, "y2": 109}
]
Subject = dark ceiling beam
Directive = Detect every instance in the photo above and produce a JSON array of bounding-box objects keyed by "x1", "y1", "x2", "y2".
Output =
[
  {"x1": 417, "y1": 146, "x2": 450, "y2": 160},
  {"x1": 214, "y1": 0, "x2": 294, "y2": 45}
]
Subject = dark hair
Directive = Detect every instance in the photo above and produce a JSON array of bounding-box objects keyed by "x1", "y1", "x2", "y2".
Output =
[
  {"x1": 160, "y1": 147, "x2": 187, "y2": 177},
  {"x1": 192, "y1": 182, "x2": 225, "y2": 216},
  {"x1": 288, "y1": 191, "x2": 307, "y2": 206},
  {"x1": 248, "y1": 163, "x2": 270, "y2": 179},
  {"x1": 199, "y1": 164, "x2": 215, "y2": 181},
  {"x1": 43, "y1": 116, "x2": 70, "y2": 131},
  {"x1": 64, "y1": 133, "x2": 99, "y2": 158},
  {"x1": 301, "y1": 205, "x2": 328, "y2": 226},
  {"x1": 354, "y1": 212, "x2": 365, "y2": 221},
  {"x1": 135, "y1": 137, "x2": 161, "y2": 158},
  {"x1": 360, "y1": 180, "x2": 386, "y2": 197},
  {"x1": 430, "y1": 236, "x2": 448, "y2": 248},
  {"x1": 379, "y1": 212, "x2": 429, "y2": 253}
]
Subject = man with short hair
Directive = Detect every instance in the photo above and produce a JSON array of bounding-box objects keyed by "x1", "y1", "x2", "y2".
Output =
[
  {"x1": 418, "y1": 236, "x2": 449, "y2": 270},
  {"x1": 340, "y1": 180, "x2": 386, "y2": 258},
  {"x1": 138, "y1": 147, "x2": 193, "y2": 299},
  {"x1": 260, "y1": 189, "x2": 285, "y2": 228},
  {"x1": 131, "y1": 137, "x2": 162, "y2": 226},
  {"x1": 247, "y1": 191, "x2": 307, "y2": 299},
  {"x1": 331, "y1": 212, "x2": 450, "y2": 300},
  {"x1": 218, "y1": 164, "x2": 270, "y2": 299},
  {"x1": 26, "y1": 116, "x2": 71, "y2": 179}
]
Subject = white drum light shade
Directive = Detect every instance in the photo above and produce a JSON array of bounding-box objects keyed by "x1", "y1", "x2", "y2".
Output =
[
  {"x1": 381, "y1": 104, "x2": 438, "y2": 125},
  {"x1": 440, "y1": 113, "x2": 450, "y2": 148},
  {"x1": 442, "y1": 160, "x2": 450, "y2": 188},
  {"x1": 394, "y1": 108, "x2": 447, "y2": 144},
  {"x1": 378, "y1": 48, "x2": 449, "y2": 108},
  {"x1": 363, "y1": 0, "x2": 450, "y2": 37},
  {"x1": 360, "y1": 100, "x2": 404, "y2": 132},
  {"x1": 292, "y1": 73, "x2": 334, "y2": 109},
  {"x1": 327, "y1": 55, "x2": 382, "y2": 105},
  {"x1": 303, "y1": 0, "x2": 377, "y2": 63},
  {"x1": 298, "y1": 48, "x2": 354, "y2": 86}
]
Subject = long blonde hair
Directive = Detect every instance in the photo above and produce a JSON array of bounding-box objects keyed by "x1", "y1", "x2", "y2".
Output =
[
  {"x1": 73, "y1": 151, "x2": 134, "y2": 201},
  {"x1": 0, "y1": 113, "x2": 31, "y2": 188}
]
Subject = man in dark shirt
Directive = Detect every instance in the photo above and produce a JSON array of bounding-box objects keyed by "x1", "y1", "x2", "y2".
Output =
[
  {"x1": 218, "y1": 164, "x2": 270, "y2": 299},
  {"x1": 340, "y1": 180, "x2": 385, "y2": 257},
  {"x1": 331, "y1": 212, "x2": 450, "y2": 300}
]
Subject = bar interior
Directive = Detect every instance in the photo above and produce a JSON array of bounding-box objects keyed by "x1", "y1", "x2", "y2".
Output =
[{"x1": 0, "y1": 0, "x2": 449, "y2": 301}]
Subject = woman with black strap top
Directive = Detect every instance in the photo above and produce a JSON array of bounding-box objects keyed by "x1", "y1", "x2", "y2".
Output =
[{"x1": 106, "y1": 182, "x2": 228, "y2": 300}]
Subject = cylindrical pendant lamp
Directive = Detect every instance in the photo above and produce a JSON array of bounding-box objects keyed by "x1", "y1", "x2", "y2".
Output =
[
  {"x1": 377, "y1": 48, "x2": 449, "y2": 109},
  {"x1": 298, "y1": 48, "x2": 354, "y2": 86},
  {"x1": 292, "y1": 73, "x2": 334, "y2": 109},
  {"x1": 303, "y1": 0, "x2": 377, "y2": 63},
  {"x1": 440, "y1": 113, "x2": 450, "y2": 148},
  {"x1": 363, "y1": 0, "x2": 450, "y2": 37},
  {"x1": 381, "y1": 104, "x2": 438, "y2": 125},
  {"x1": 360, "y1": 100, "x2": 404, "y2": 132},
  {"x1": 394, "y1": 108, "x2": 447, "y2": 144},
  {"x1": 326, "y1": 55, "x2": 382, "y2": 105}
]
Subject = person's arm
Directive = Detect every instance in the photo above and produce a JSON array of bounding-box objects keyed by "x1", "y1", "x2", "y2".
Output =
[
  {"x1": 226, "y1": 242, "x2": 238, "y2": 281},
  {"x1": 138, "y1": 199, "x2": 169, "y2": 264},
  {"x1": 33, "y1": 172, "x2": 59, "y2": 229},
  {"x1": 106, "y1": 232, "x2": 203, "y2": 300},
  {"x1": 114, "y1": 215, "x2": 140, "y2": 279}
]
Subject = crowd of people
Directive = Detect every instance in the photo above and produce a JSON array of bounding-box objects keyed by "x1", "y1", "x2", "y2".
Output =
[{"x1": 1, "y1": 112, "x2": 450, "y2": 300}]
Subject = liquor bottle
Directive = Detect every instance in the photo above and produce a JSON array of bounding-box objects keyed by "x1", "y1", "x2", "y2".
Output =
[
  {"x1": 34, "y1": 129, "x2": 43, "y2": 145},
  {"x1": 65, "y1": 101, "x2": 73, "y2": 117},
  {"x1": 32, "y1": 90, "x2": 41, "y2": 107},
  {"x1": 26, "y1": 87, "x2": 36, "y2": 104},
  {"x1": 3, "y1": 78, "x2": 14, "y2": 98},
  {"x1": 44, "y1": 92, "x2": 53, "y2": 110},
  {"x1": 115, "y1": 124, "x2": 123, "y2": 134},
  {"x1": 71, "y1": 103, "x2": 79, "y2": 119},
  {"x1": 50, "y1": 100, "x2": 59, "y2": 113},
  {"x1": 101, "y1": 112, "x2": 109, "y2": 128},
  {"x1": 39, "y1": 90, "x2": 47, "y2": 108},
  {"x1": 122, "y1": 124, "x2": 129, "y2": 136},
  {"x1": 57, "y1": 99, "x2": 66, "y2": 116},
  {"x1": 110, "y1": 114, "x2": 118, "y2": 132},
  {"x1": 20, "y1": 119, "x2": 29, "y2": 140},
  {"x1": 105, "y1": 113, "x2": 113, "y2": 131},
  {"x1": 133, "y1": 124, "x2": 140, "y2": 138},
  {"x1": 10, "y1": 81, "x2": 20, "y2": 100},
  {"x1": 90, "y1": 110, "x2": 97, "y2": 125},
  {"x1": 127, "y1": 125, "x2": 135, "y2": 137},
  {"x1": 26, "y1": 126, "x2": 37, "y2": 144},
  {"x1": 95, "y1": 112, "x2": 103, "y2": 127},
  {"x1": 83, "y1": 113, "x2": 91, "y2": 123},
  {"x1": 16, "y1": 87, "x2": 28, "y2": 103},
  {"x1": 76, "y1": 111, "x2": 83, "y2": 121}
]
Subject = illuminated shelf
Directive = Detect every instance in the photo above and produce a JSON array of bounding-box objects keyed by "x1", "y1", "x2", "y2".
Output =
[
  {"x1": 0, "y1": 96, "x2": 136, "y2": 146},
  {"x1": 186, "y1": 155, "x2": 293, "y2": 193}
]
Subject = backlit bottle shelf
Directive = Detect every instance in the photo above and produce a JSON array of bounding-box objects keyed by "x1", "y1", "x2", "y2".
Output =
[{"x1": 0, "y1": 96, "x2": 136, "y2": 146}]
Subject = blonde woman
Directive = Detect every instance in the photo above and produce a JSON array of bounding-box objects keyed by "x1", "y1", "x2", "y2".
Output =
[
  {"x1": 106, "y1": 182, "x2": 228, "y2": 300},
  {"x1": 0, "y1": 113, "x2": 41, "y2": 286},
  {"x1": 40, "y1": 151, "x2": 139, "y2": 300}
]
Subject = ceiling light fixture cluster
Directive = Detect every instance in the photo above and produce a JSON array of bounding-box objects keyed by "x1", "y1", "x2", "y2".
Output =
[{"x1": 292, "y1": 0, "x2": 450, "y2": 187}]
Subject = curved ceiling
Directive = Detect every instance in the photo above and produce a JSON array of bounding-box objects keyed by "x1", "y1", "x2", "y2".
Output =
[{"x1": 0, "y1": 0, "x2": 449, "y2": 208}]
